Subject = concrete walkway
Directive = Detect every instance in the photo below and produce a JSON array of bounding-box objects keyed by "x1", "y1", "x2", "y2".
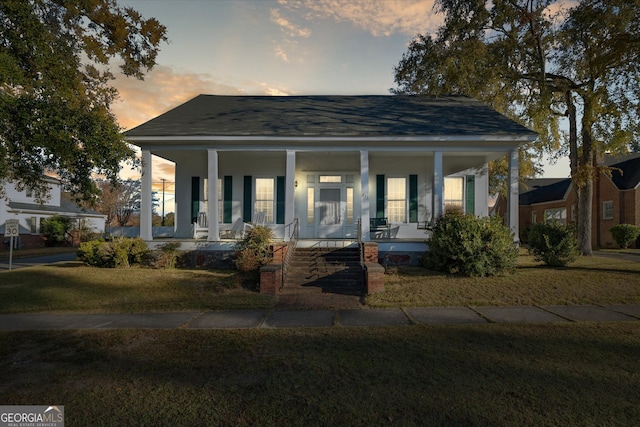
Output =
[{"x1": 1, "y1": 304, "x2": 639, "y2": 330}]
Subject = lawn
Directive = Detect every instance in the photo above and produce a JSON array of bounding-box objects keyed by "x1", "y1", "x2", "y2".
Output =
[
  {"x1": 1, "y1": 255, "x2": 639, "y2": 425},
  {"x1": 368, "y1": 253, "x2": 640, "y2": 307},
  {"x1": 0, "y1": 324, "x2": 638, "y2": 426},
  {"x1": 0, "y1": 263, "x2": 273, "y2": 313}
]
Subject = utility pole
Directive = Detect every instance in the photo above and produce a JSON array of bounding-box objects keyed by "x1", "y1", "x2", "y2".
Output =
[{"x1": 161, "y1": 178, "x2": 166, "y2": 226}]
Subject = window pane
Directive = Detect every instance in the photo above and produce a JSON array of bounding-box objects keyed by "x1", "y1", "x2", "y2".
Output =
[
  {"x1": 319, "y1": 175, "x2": 342, "y2": 183},
  {"x1": 346, "y1": 187, "x2": 354, "y2": 224},
  {"x1": 218, "y1": 179, "x2": 223, "y2": 223},
  {"x1": 307, "y1": 188, "x2": 314, "y2": 224},
  {"x1": 255, "y1": 178, "x2": 274, "y2": 223},
  {"x1": 387, "y1": 177, "x2": 406, "y2": 223},
  {"x1": 544, "y1": 208, "x2": 566, "y2": 225},
  {"x1": 603, "y1": 201, "x2": 613, "y2": 219},
  {"x1": 444, "y1": 177, "x2": 464, "y2": 207}
]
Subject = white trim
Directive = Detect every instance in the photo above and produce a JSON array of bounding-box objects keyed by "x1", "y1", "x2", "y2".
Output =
[{"x1": 128, "y1": 135, "x2": 537, "y2": 143}]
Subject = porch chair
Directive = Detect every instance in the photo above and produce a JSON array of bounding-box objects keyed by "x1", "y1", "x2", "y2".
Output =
[{"x1": 243, "y1": 211, "x2": 267, "y2": 236}]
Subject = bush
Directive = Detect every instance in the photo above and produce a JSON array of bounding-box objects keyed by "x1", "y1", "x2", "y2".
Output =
[
  {"x1": 155, "y1": 242, "x2": 182, "y2": 269},
  {"x1": 234, "y1": 225, "x2": 274, "y2": 272},
  {"x1": 528, "y1": 222, "x2": 578, "y2": 267},
  {"x1": 40, "y1": 215, "x2": 73, "y2": 246},
  {"x1": 610, "y1": 224, "x2": 640, "y2": 249},
  {"x1": 77, "y1": 237, "x2": 149, "y2": 268},
  {"x1": 422, "y1": 212, "x2": 518, "y2": 277}
]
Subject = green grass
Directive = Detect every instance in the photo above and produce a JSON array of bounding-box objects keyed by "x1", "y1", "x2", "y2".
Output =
[
  {"x1": 1, "y1": 324, "x2": 639, "y2": 426},
  {"x1": 0, "y1": 263, "x2": 273, "y2": 313},
  {"x1": 367, "y1": 254, "x2": 640, "y2": 307}
]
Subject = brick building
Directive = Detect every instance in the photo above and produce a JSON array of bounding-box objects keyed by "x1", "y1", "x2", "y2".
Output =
[{"x1": 515, "y1": 154, "x2": 640, "y2": 248}]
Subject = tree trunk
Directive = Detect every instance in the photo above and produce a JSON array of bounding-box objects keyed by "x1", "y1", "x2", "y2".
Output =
[{"x1": 578, "y1": 96, "x2": 595, "y2": 256}]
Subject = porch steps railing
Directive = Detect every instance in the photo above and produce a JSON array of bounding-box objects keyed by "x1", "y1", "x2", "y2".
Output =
[
  {"x1": 281, "y1": 218, "x2": 299, "y2": 287},
  {"x1": 281, "y1": 241, "x2": 363, "y2": 296}
]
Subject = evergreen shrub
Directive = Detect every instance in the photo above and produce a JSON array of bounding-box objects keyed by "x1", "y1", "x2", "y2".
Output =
[
  {"x1": 527, "y1": 222, "x2": 578, "y2": 267},
  {"x1": 422, "y1": 212, "x2": 518, "y2": 277},
  {"x1": 234, "y1": 225, "x2": 274, "y2": 272},
  {"x1": 610, "y1": 224, "x2": 640, "y2": 249}
]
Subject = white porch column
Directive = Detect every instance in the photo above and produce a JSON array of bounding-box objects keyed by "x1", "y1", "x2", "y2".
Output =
[
  {"x1": 508, "y1": 148, "x2": 519, "y2": 241},
  {"x1": 360, "y1": 150, "x2": 371, "y2": 242},
  {"x1": 207, "y1": 149, "x2": 220, "y2": 241},
  {"x1": 140, "y1": 149, "x2": 153, "y2": 241},
  {"x1": 475, "y1": 163, "x2": 489, "y2": 217},
  {"x1": 285, "y1": 150, "x2": 296, "y2": 241},
  {"x1": 432, "y1": 151, "x2": 444, "y2": 219}
]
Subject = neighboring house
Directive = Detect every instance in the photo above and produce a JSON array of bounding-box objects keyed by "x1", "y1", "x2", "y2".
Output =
[
  {"x1": 126, "y1": 95, "x2": 536, "y2": 251},
  {"x1": 0, "y1": 177, "x2": 107, "y2": 249},
  {"x1": 517, "y1": 153, "x2": 640, "y2": 248}
]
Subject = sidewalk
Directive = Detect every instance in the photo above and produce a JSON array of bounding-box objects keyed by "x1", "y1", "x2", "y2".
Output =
[{"x1": 1, "y1": 304, "x2": 639, "y2": 330}]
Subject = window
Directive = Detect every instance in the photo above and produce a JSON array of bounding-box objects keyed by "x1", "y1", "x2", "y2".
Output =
[
  {"x1": 319, "y1": 175, "x2": 342, "y2": 183},
  {"x1": 544, "y1": 208, "x2": 567, "y2": 224},
  {"x1": 346, "y1": 187, "x2": 354, "y2": 224},
  {"x1": 444, "y1": 177, "x2": 464, "y2": 209},
  {"x1": 307, "y1": 187, "x2": 314, "y2": 225},
  {"x1": 531, "y1": 211, "x2": 537, "y2": 224},
  {"x1": 603, "y1": 201, "x2": 613, "y2": 220},
  {"x1": 387, "y1": 177, "x2": 406, "y2": 223},
  {"x1": 30, "y1": 217, "x2": 38, "y2": 234},
  {"x1": 255, "y1": 178, "x2": 274, "y2": 223}
]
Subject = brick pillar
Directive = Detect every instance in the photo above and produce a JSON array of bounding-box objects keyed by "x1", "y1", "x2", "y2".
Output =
[
  {"x1": 259, "y1": 264, "x2": 282, "y2": 295},
  {"x1": 365, "y1": 262, "x2": 385, "y2": 294},
  {"x1": 362, "y1": 242, "x2": 379, "y2": 263}
]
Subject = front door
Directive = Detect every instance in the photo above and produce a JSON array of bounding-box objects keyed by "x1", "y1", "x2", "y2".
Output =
[{"x1": 317, "y1": 188, "x2": 344, "y2": 238}]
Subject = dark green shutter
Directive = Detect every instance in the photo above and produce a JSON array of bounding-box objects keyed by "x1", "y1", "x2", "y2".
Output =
[
  {"x1": 466, "y1": 175, "x2": 475, "y2": 215},
  {"x1": 243, "y1": 176, "x2": 252, "y2": 222},
  {"x1": 276, "y1": 176, "x2": 285, "y2": 224},
  {"x1": 376, "y1": 175, "x2": 385, "y2": 218},
  {"x1": 223, "y1": 176, "x2": 233, "y2": 223},
  {"x1": 409, "y1": 174, "x2": 418, "y2": 223},
  {"x1": 191, "y1": 177, "x2": 199, "y2": 223}
]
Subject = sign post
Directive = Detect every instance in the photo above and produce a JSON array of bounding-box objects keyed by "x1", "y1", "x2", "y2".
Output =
[{"x1": 4, "y1": 219, "x2": 19, "y2": 271}]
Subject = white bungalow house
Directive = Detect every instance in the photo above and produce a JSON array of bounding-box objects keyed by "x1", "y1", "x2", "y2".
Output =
[
  {"x1": 126, "y1": 95, "x2": 535, "y2": 254},
  {"x1": 0, "y1": 177, "x2": 106, "y2": 248}
]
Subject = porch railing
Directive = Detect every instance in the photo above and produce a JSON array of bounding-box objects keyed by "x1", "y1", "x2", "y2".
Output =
[{"x1": 281, "y1": 218, "x2": 299, "y2": 288}]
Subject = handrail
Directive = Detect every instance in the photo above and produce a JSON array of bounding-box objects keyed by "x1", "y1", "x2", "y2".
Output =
[
  {"x1": 281, "y1": 218, "x2": 299, "y2": 288},
  {"x1": 357, "y1": 217, "x2": 364, "y2": 267}
]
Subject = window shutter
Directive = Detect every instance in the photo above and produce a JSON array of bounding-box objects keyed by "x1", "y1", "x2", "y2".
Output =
[
  {"x1": 276, "y1": 176, "x2": 285, "y2": 224},
  {"x1": 466, "y1": 175, "x2": 475, "y2": 215},
  {"x1": 191, "y1": 177, "x2": 199, "y2": 223},
  {"x1": 376, "y1": 174, "x2": 385, "y2": 218},
  {"x1": 243, "y1": 176, "x2": 252, "y2": 222},
  {"x1": 409, "y1": 174, "x2": 418, "y2": 223},
  {"x1": 223, "y1": 176, "x2": 233, "y2": 223}
]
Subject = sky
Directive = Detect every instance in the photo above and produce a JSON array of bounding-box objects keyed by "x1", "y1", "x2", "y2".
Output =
[{"x1": 111, "y1": 0, "x2": 571, "y2": 209}]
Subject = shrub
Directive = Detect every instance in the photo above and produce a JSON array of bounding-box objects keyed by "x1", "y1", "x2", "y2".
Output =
[
  {"x1": 77, "y1": 237, "x2": 149, "y2": 268},
  {"x1": 155, "y1": 242, "x2": 182, "y2": 269},
  {"x1": 234, "y1": 225, "x2": 274, "y2": 272},
  {"x1": 40, "y1": 215, "x2": 73, "y2": 246},
  {"x1": 527, "y1": 222, "x2": 578, "y2": 267},
  {"x1": 610, "y1": 224, "x2": 640, "y2": 249},
  {"x1": 422, "y1": 213, "x2": 518, "y2": 277}
]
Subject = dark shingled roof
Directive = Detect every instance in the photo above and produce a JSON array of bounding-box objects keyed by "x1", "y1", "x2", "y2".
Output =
[
  {"x1": 520, "y1": 178, "x2": 572, "y2": 205},
  {"x1": 609, "y1": 156, "x2": 640, "y2": 190},
  {"x1": 126, "y1": 95, "x2": 537, "y2": 138}
]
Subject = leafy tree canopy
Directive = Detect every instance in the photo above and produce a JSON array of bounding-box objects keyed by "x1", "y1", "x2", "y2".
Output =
[
  {"x1": 393, "y1": 0, "x2": 640, "y2": 254},
  {"x1": 0, "y1": 0, "x2": 167, "y2": 202}
]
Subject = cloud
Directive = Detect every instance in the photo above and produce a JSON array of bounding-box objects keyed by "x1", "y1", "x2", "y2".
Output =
[
  {"x1": 278, "y1": 0, "x2": 442, "y2": 37},
  {"x1": 270, "y1": 8, "x2": 312, "y2": 37},
  {"x1": 111, "y1": 65, "x2": 245, "y2": 130}
]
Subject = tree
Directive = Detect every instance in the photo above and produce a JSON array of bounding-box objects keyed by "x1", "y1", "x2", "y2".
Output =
[
  {"x1": 90, "y1": 178, "x2": 140, "y2": 226},
  {"x1": 0, "y1": 0, "x2": 167, "y2": 202},
  {"x1": 393, "y1": 0, "x2": 640, "y2": 256}
]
